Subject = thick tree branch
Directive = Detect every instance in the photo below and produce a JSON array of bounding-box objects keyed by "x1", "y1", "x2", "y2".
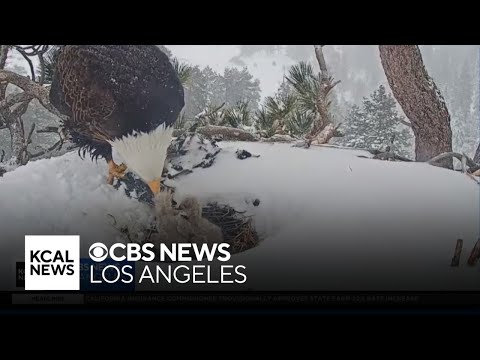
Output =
[
  {"x1": 314, "y1": 45, "x2": 329, "y2": 80},
  {"x1": 0, "y1": 69, "x2": 48, "y2": 99},
  {"x1": 0, "y1": 69, "x2": 67, "y2": 120},
  {"x1": 196, "y1": 125, "x2": 257, "y2": 141},
  {"x1": 0, "y1": 91, "x2": 34, "y2": 109},
  {"x1": 302, "y1": 45, "x2": 339, "y2": 147}
]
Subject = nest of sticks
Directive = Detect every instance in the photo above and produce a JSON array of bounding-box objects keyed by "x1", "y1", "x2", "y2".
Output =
[
  {"x1": 201, "y1": 202, "x2": 260, "y2": 254},
  {"x1": 116, "y1": 200, "x2": 260, "y2": 257}
]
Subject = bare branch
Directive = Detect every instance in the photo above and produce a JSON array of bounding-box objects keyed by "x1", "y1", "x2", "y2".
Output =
[
  {"x1": 29, "y1": 125, "x2": 68, "y2": 160},
  {"x1": 0, "y1": 91, "x2": 34, "y2": 109},
  {"x1": 399, "y1": 118, "x2": 412, "y2": 128},
  {"x1": 451, "y1": 239, "x2": 463, "y2": 267},
  {"x1": 195, "y1": 102, "x2": 226, "y2": 120},
  {"x1": 29, "y1": 139, "x2": 63, "y2": 159},
  {"x1": 0, "y1": 149, "x2": 5, "y2": 162},
  {"x1": 0, "y1": 69, "x2": 67, "y2": 120},
  {"x1": 427, "y1": 152, "x2": 477, "y2": 168},
  {"x1": 37, "y1": 126, "x2": 59, "y2": 133},
  {"x1": 38, "y1": 53, "x2": 46, "y2": 85},
  {"x1": 467, "y1": 239, "x2": 480, "y2": 266},
  {"x1": 209, "y1": 102, "x2": 226, "y2": 115},
  {"x1": 14, "y1": 46, "x2": 36, "y2": 82},
  {"x1": 314, "y1": 45, "x2": 329, "y2": 80},
  {"x1": 11, "y1": 99, "x2": 31, "y2": 118},
  {"x1": 27, "y1": 123, "x2": 36, "y2": 144},
  {"x1": 326, "y1": 80, "x2": 341, "y2": 94},
  {"x1": 15, "y1": 45, "x2": 48, "y2": 57}
]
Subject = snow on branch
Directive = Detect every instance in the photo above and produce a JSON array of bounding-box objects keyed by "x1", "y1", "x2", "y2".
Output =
[{"x1": 196, "y1": 125, "x2": 257, "y2": 142}]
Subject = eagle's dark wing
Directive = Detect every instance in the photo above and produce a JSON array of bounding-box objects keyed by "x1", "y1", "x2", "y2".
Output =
[{"x1": 50, "y1": 45, "x2": 184, "y2": 145}]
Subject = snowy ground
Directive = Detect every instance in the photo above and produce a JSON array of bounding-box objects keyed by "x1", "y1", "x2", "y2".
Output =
[{"x1": 0, "y1": 141, "x2": 479, "y2": 291}]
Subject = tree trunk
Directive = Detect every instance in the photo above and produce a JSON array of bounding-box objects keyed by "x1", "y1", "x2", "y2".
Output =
[
  {"x1": 312, "y1": 123, "x2": 338, "y2": 145},
  {"x1": 305, "y1": 45, "x2": 341, "y2": 147},
  {"x1": 379, "y1": 45, "x2": 453, "y2": 168}
]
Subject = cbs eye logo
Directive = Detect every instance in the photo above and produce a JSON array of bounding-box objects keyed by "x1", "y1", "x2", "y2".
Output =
[{"x1": 89, "y1": 243, "x2": 109, "y2": 262}]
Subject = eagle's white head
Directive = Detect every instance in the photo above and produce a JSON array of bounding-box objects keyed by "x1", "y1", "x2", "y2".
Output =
[{"x1": 109, "y1": 123, "x2": 174, "y2": 193}]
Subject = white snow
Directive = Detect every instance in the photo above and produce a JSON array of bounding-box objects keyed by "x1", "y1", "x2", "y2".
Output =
[{"x1": 0, "y1": 142, "x2": 479, "y2": 291}]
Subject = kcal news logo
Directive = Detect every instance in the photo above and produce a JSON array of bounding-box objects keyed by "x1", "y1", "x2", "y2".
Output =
[{"x1": 25, "y1": 235, "x2": 80, "y2": 290}]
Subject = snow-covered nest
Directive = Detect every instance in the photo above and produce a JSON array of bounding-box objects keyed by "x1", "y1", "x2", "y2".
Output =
[{"x1": 0, "y1": 140, "x2": 479, "y2": 291}]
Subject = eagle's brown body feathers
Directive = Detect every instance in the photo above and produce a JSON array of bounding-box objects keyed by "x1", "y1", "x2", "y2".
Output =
[{"x1": 49, "y1": 45, "x2": 184, "y2": 162}]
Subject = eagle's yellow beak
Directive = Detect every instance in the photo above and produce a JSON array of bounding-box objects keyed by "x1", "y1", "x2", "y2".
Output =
[{"x1": 148, "y1": 179, "x2": 161, "y2": 194}]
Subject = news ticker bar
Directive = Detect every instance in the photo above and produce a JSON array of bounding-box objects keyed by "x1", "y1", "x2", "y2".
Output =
[{"x1": 3, "y1": 292, "x2": 480, "y2": 306}]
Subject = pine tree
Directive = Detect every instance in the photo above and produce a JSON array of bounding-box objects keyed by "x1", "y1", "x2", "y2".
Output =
[
  {"x1": 339, "y1": 85, "x2": 414, "y2": 157},
  {"x1": 183, "y1": 66, "x2": 260, "y2": 121},
  {"x1": 450, "y1": 58, "x2": 477, "y2": 155},
  {"x1": 275, "y1": 78, "x2": 294, "y2": 103},
  {"x1": 182, "y1": 66, "x2": 206, "y2": 118},
  {"x1": 222, "y1": 67, "x2": 261, "y2": 111},
  {"x1": 202, "y1": 66, "x2": 225, "y2": 107}
]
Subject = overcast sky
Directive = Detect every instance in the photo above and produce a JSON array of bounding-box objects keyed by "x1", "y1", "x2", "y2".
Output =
[{"x1": 167, "y1": 45, "x2": 296, "y2": 99}]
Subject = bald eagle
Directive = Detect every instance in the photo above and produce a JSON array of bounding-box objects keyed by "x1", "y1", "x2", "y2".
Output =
[{"x1": 49, "y1": 45, "x2": 185, "y2": 194}]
